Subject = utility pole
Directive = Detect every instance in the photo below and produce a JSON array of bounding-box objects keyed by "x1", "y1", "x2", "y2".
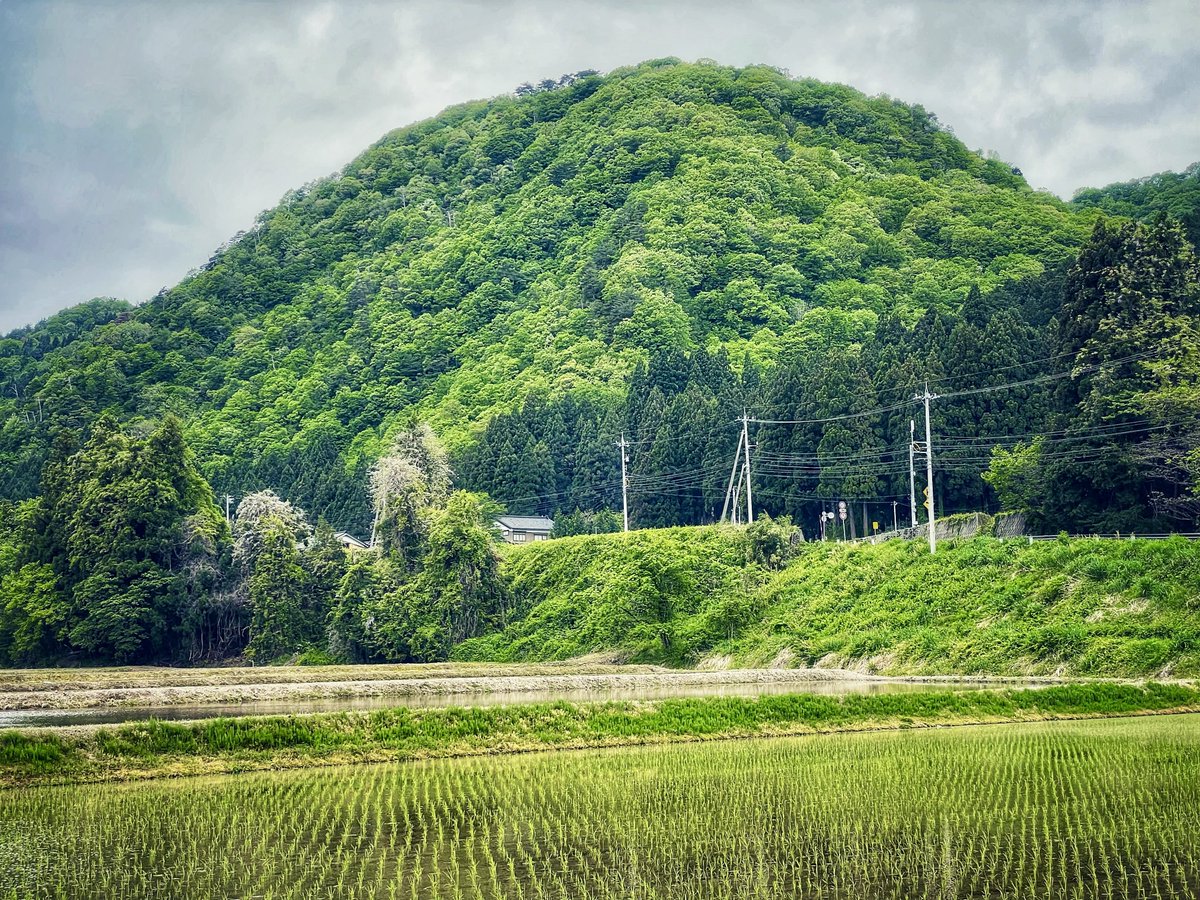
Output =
[
  {"x1": 720, "y1": 429, "x2": 745, "y2": 524},
  {"x1": 908, "y1": 420, "x2": 918, "y2": 528},
  {"x1": 892, "y1": 500, "x2": 898, "y2": 532},
  {"x1": 740, "y1": 413, "x2": 754, "y2": 524},
  {"x1": 916, "y1": 383, "x2": 939, "y2": 554},
  {"x1": 617, "y1": 434, "x2": 630, "y2": 533}
]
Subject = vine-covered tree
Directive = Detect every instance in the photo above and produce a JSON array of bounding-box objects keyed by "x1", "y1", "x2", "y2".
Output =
[{"x1": 370, "y1": 423, "x2": 452, "y2": 569}]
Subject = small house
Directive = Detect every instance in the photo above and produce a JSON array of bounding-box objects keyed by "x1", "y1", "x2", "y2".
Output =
[{"x1": 494, "y1": 515, "x2": 554, "y2": 544}]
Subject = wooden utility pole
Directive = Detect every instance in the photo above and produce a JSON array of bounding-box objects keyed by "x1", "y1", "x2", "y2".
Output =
[
  {"x1": 740, "y1": 413, "x2": 754, "y2": 523},
  {"x1": 617, "y1": 434, "x2": 629, "y2": 532},
  {"x1": 915, "y1": 383, "x2": 939, "y2": 553}
]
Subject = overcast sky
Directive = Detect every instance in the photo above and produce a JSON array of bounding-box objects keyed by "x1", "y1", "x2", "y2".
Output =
[{"x1": 1, "y1": 0, "x2": 1197, "y2": 333}]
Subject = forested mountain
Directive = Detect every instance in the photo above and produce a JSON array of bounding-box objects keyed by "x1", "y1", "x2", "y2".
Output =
[
  {"x1": 3, "y1": 58, "x2": 1199, "y2": 666},
  {"x1": 1, "y1": 59, "x2": 1197, "y2": 541},
  {"x1": 2, "y1": 59, "x2": 1095, "y2": 527}
]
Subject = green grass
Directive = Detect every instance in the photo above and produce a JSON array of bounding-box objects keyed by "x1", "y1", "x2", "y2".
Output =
[
  {"x1": 456, "y1": 530, "x2": 1200, "y2": 676},
  {"x1": 0, "y1": 733, "x2": 66, "y2": 774},
  {"x1": 3, "y1": 713, "x2": 1199, "y2": 898},
  {"x1": 2, "y1": 682, "x2": 1197, "y2": 786}
]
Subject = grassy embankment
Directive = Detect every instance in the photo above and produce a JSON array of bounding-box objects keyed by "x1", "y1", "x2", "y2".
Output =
[
  {"x1": 459, "y1": 529, "x2": 1200, "y2": 676},
  {"x1": 2, "y1": 682, "x2": 1198, "y2": 786}
]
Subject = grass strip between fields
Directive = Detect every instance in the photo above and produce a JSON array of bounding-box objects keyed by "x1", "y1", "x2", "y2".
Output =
[{"x1": 2, "y1": 682, "x2": 1198, "y2": 787}]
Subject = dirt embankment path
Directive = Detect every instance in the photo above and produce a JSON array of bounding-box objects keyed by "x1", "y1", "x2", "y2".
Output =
[
  {"x1": 0, "y1": 660, "x2": 661, "y2": 693},
  {"x1": 0, "y1": 662, "x2": 1075, "y2": 712}
]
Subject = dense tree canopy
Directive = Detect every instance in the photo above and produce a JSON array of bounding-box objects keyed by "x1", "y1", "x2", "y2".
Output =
[
  {"x1": 986, "y1": 218, "x2": 1200, "y2": 530},
  {"x1": 0, "y1": 417, "x2": 225, "y2": 663},
  {"x1": 1071, "y1": 163, "x2": 1200, "y2": 250}
]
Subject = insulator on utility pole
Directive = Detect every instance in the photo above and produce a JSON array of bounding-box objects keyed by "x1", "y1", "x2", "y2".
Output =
[{"x1": 617, "y1": 434, "x2": 630, "y2": 533}]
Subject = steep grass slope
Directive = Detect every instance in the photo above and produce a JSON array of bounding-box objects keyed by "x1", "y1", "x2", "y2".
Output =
[{"x1": 457, "y1": 529, "x2": 1200, "y2": 677}]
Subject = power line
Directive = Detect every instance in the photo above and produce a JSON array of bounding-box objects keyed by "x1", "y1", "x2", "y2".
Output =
[
  {"x1": 747, "y1": 347, "x2": 1171, "y2": 427},
  {"x1": 936, "y1": 415, "x2": 1200, "y2": 447},
  {"x1": 936, "y1": 347, "x2": 1166, "y2": 400},
  {"x1": 747, "y1": 398, "x2": 914, "y2": 426}
]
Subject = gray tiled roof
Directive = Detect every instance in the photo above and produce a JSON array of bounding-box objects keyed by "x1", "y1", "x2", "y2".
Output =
[{"x1": 495, "y1": 515, "x2": 554, "y2": 531}]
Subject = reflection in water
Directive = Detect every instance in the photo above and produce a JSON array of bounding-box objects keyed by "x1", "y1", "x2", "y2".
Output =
[{"x1": 0, "y1": 679, "x2": 994, "y2": 729}]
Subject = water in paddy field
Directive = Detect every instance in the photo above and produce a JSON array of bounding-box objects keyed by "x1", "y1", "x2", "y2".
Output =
[
  {"x1": 0, "y1": 678, "x2": 997, "y2": 729},
  {"x1": 2, "y1": 714, "x2": 1198, "y2": 899}
]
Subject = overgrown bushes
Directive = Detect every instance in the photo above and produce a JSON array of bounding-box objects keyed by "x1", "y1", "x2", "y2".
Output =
[{"x1": 462, "y1": 528, "x2": 1200, "y2": 676}]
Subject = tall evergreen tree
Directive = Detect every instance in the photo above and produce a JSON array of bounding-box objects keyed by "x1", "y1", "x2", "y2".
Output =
[{"x1": 1012, "y1": 218, "x2": 1200, "y2": 530}]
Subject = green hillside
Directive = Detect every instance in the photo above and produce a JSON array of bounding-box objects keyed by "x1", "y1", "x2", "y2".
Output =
[
  {"x1": 2, "y1": 59, "x2": 1100, "y2": 530},
  {"x1": 458, "y1": 528, "x2": 1200, "y2": 678}
]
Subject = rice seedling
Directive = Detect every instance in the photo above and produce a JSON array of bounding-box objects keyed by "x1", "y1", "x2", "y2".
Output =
[{"x1": 1, "y1": 713, "x2": 1198, "y2": 899}]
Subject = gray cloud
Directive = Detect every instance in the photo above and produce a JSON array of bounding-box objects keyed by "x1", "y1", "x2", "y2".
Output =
[{"x1": 1, "y1": 0, "x2": 1197, "y2": 332}]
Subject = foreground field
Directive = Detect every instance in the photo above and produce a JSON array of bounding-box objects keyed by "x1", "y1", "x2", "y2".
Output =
[{"x1": 2, "y1": 714, "x2": 1198, "y2": 899}]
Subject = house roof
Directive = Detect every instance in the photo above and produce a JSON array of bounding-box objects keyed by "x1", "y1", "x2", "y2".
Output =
[
  {"x1": 333, "y1": 531, "x2": 370, "y2": 549},
  {"x1": 495, "y1": 515, "x2": 554, "y2": 531}
]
